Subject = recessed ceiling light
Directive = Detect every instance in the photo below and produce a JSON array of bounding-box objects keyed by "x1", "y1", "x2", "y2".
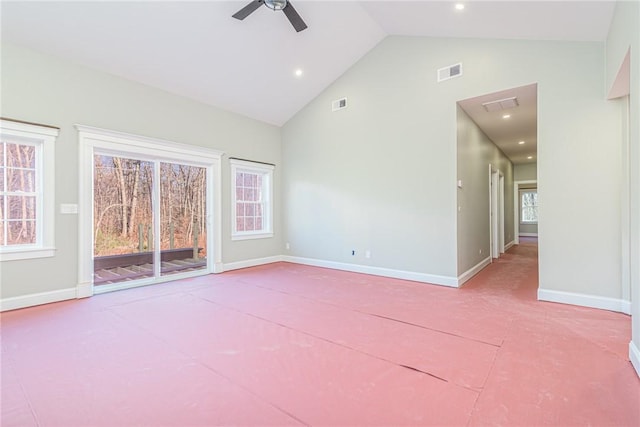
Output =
[
  {"x1": 455, "y1": 3, "x2": 465, "y2": 11},
  {"x1": 294, "y1": 68, "x2": 303, "y2": 77},
  {"x1": 527, "y1": 156, "x2": 533, "y2": 159},
  {"x1": 502, "y1": 114, "x2": 511, "y2": 119},
  {"x1": 518, "y1": 141, "x2": 525, "y2": 145}
]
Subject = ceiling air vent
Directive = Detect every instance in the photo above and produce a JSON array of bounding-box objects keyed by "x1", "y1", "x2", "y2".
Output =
[
  {"x1": 482, "y1": 97, "x2": 519, "y2": 112},
  {"x1": 332, "y1": 97, "x2": 348, "y2": 112},
  {"x1": 437, "y1": 63, "x2": 463, "y2": 82}
]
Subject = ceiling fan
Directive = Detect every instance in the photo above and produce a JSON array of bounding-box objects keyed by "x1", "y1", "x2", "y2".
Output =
[{"x1": 232, "y1": 0, "x2": 308, "y2": 32}]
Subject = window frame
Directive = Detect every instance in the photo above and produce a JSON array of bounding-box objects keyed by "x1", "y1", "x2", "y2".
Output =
[
  {"x1": 520, "y1": 189, "x2": 538, "y2": 225},
  {"x1": 0, "y1": 119, "x2": 58, "y2": 261},
  {"x1": 230, "y1": 159, "x2": 274, "y2": 241}
]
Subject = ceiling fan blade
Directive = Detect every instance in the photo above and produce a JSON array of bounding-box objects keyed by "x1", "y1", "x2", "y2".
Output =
[
  {"x1": 282, "y1": 1, "x2": 307, "y2": 32},
  {"x1": 232, "y1": 0, "x2": 264, "y2": 20}
]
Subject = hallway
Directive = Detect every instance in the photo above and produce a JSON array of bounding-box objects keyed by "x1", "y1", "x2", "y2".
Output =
[
  {"x1": 462, "y1": 238, "x2": 638, "y2": 424},
  {"x1": 2, "y1": 240, "x2": 639, "y2": 426},
  {"x1": 464, "y1": 236, "x2": 540, "y2": 300}
]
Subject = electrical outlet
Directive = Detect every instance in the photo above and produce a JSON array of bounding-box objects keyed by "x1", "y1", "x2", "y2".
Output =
[
  {"x1": 285, "y1": 243, "x2": 290, "y2": 250},
  {"x1": 365, "y1": 250, "x2": 371, "y2": 259},
  {"x1": 479, "y1": 249, "x2": 482, "y2": 254},
  {"x1": 351, "y1": 250, "x2": 355, "y2": 256}
]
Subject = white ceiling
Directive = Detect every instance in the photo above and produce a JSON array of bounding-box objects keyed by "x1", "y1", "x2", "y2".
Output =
[
  {"x1": 1, "y1": 1, "x2": 616, "y2": 145},
  {"x1": 361, "y1": 0, "x2": 614, "y2": 41}
]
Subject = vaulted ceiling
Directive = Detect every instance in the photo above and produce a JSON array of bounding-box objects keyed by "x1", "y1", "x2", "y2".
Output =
[{"x1": 1, "y1": 1, "x2": 617, "y2": 163}]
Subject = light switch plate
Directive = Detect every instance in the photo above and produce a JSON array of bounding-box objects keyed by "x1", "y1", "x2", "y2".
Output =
[{"x1": 60, "y1": 204, "x2": 78, "y2": 214}]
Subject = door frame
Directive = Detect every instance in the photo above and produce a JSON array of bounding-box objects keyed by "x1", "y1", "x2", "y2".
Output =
[
  {"x1": 76, "y1": 125, "x2": 223, "y2": 298},
  {"x1": 499, "y1": 172, "x2": 505, "y2": 254},
  {"x1": 489, "y1": 166, "x2": 505, "y2": 260},
  {"x1": 513, "y1": 179, "x2": 538, "y2": 245}
]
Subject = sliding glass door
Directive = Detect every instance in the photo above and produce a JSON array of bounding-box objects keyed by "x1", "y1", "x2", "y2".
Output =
[
  {"x1": 93, "y1": 154, "x2": 157, "y2": 285},
  {"x1": 77, "y1": 125, "x2": 222, "y2": 296},
  {"x1": 159, "y1": 162, "x2": 207, "y2": 277},
  {"x1": 92, "y1": 155, "x2": 208, "y2": 288}
]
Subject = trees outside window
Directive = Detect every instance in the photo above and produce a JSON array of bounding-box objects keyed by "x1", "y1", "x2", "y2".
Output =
[
  {"x1": 0, "y1": 119, "x2": 57, "y2": 261},
  {"x1": 521, "y1": 190, "x2": 538, "y2": 223},
  {"x1": 230, "y1": 159, "x2": 273, "y2": 240},
  {"x1": 1, "y1": 142, "x2": 37, "y2": 245}
]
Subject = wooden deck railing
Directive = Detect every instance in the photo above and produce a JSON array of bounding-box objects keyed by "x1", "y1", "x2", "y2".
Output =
[{"x1": 94, "y1": 247, "x2": 202, "y2": 270}]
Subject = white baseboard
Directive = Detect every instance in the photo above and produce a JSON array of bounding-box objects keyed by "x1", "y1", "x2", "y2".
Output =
[
  {"x1": 3, "y1": 256, "x2": 281, "y2": 311},
  {"x1": 1, "y1": 287, "x2": 77, "y2": 312},
  {"x1": 538, "y1": 288, "x2": 631, "y2": 314},
  {"x1": 283, "y1": 256, "x2": 458, "y2": 287},
  {"x1": 621, "y1": 300, "x2": 631, "y2": 315},
  {"x1": 504, "y1": 240, "x2": 515, "y2": 251},
  {"x1": 519, "y1": 233, "x2": 538, "y2": 237},
  {"x1": 76, "y1": 282, "x2": 93, "y2": 298},
  {"x1": 213, "y1": 262, "x2": 224, "y2": 273},
  {"x1": 223, "y1": 255, "x2": 283, "y2": 272},
  {"x1": 457, "y1": 256, "x2": 491, "y2": 286},
  {"x1": 630, "y1": 341, "x2": 640, "y2": 378}
]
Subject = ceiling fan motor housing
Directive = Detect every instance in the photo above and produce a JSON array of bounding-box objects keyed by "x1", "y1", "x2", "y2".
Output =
[
  {"x1": 265, "y1": 0, "x2": 287, "y2": 11},
  {"x1": 232, "y1": 0, "x2": 307, "y2": 32}
]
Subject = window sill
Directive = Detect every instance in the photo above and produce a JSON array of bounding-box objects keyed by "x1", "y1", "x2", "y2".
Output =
[
  {"x1": 231, "y1": 232, "x2": 274, "y2": 241},
  {"x1": 520, "y1": 222, "x2": 538, "y2": 225},
  {"x1": 0, "y1": 247, "x2": 56, "y2": 262}
]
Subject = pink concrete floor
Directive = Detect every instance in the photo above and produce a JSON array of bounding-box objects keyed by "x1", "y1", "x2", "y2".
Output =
[{"x1": 2, "y1": 239, "x2": 639, "y2": 426}]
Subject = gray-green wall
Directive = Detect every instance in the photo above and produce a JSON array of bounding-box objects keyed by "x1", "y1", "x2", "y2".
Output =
[
  {"x1": 605, "y1": 0, "x2": 640, "y2": 375},
  {"x1": 456, "y1": 105, "x2": 513, "y2": 275},
  {"x1": 282, "y1": 35, "x2": 621, "y2": 294},
  {"x1": 282, "y1": 36, "x2": 461, "y2": 279},
  {"x1": 0, "y1": 43, "x2": 282, "y2": 299},
  {"x1": 514, "y1": 163, "x2": 537, "y2": 181}
]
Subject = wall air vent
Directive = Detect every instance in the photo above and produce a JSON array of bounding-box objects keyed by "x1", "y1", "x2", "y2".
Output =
[
  {"x1": 332, "y1": 97, "x2": 348, "y2": 112},
  {"x1": 437, "y1": 63, "x2": 462, "y2": 82}
]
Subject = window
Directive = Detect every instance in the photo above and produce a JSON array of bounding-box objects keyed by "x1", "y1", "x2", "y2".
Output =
[
  {"x1": 520, "y1": 190, "x2": 538, "y2": 224},
  {"x1": 230, "y1": 159, "x2": 274, "y2": 240},
  {"x1": 0, "y1": 119, "x2": 58, "y2": 261}
]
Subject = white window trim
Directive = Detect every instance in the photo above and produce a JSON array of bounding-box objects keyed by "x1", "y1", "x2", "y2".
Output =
[
  {"x1": 0, "y1": 119, "x2": 58, "y2": 261},
  {"x1": 76, "y1": 124, "x2": 224, "y2": 298},
  {"x1": 230, "y1": 158, "x2": 274, "y2": 241},
  {"x1": 520, "y1": 189, "x2": 538, "y2": 225}
]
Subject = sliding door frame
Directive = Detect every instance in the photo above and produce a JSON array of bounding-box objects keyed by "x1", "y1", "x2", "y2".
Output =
[{"x1": 76, "y1": 125, "x2": 223, "y2": 298}]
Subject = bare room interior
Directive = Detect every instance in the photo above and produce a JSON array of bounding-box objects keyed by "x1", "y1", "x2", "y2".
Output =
[{"x1": 1, "y1": 1, "x2": 639, "y2": 425}]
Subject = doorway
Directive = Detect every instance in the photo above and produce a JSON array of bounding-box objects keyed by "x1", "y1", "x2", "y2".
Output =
[
  {"x1": 514, "y1": 180, "x2": 538, "y2": 245},
  {"x1": 93, "y1": 154, "x2": 209, "y2": 288},
  {"x1": 456, "y1": 83, "x2": 538, "y2": 291},
  {"x1": 77, "y1": 126, "x2": 223, "y2": 296},
  {"x1": 490, "y1": 167, "x2": 505, "y2": 260}
]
